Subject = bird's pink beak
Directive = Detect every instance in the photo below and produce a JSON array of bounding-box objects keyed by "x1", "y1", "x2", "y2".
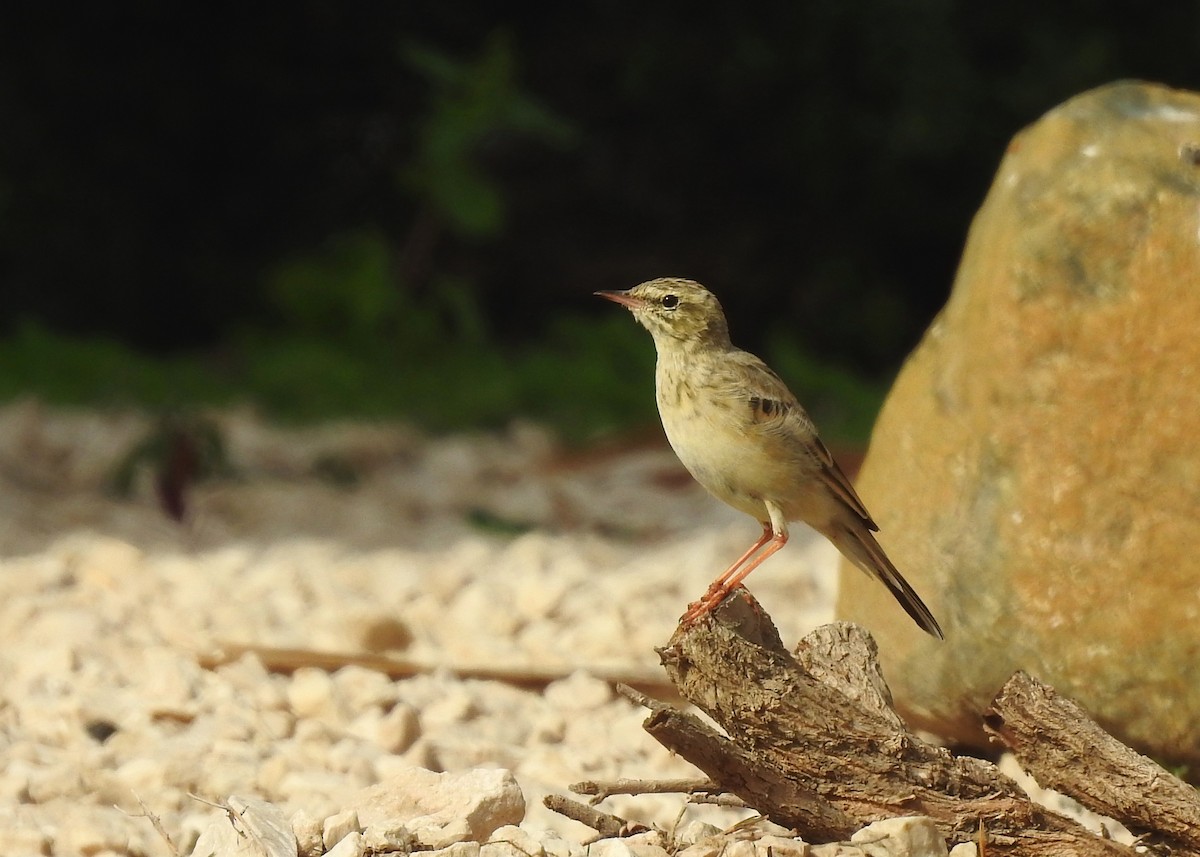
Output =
[{"x1": 595, "y1": 289, "x2": 646, "y2": 310}]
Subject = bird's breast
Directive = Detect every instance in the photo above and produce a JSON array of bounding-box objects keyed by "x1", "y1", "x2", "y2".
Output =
[
  {"x1": 654, "y1": 355, "x2": 831, "y2": 524},
  {"x1": 655, "y1": 365, "x2": 772, "y2": 518}
]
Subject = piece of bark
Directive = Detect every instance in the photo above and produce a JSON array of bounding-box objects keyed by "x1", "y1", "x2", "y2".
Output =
[
  {"x1": 986, "y1": 670, "x2": 1200, "y2": 855},
  {"x1": 640, "y1": 590, "x2": 1134, "y2": 856},
  {"x1": 793, "y1": 621, "x2": 905, "y2": 732},
  {"x1": 617, "y1": 684, "x2": 857, "y2": 841},
  {"x1": 542, "y1": 794, "x2": 635, "y2": 839}
]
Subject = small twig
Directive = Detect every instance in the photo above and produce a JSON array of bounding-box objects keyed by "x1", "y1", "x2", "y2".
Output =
[
  {"x1": 117, "y1": 793, "x2": 180, "y2": 857},
  {"x1": 572, "y1": 777, "x2": 721, "y2": 804},
  {"x1": 689, "y1": 794, "x2": 750, "y2": 808},
  {"x1": 542, "y1": 794, "x2": 645, "y2": 840},
  {"x1": 614, "y1": 682, "x2": 661, "y2": 709}
]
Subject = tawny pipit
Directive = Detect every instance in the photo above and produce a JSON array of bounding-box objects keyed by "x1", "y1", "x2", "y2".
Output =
[{"x1": 597, "y1": 278, "x2": 943, "y2": 639}]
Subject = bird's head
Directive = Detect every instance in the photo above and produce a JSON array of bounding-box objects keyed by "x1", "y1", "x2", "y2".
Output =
[{"x1": 596, "y1": 278, "x2": 731, "y2": 350}]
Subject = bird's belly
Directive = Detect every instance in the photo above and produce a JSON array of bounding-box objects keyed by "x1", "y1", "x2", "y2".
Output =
[{"x1": 659, "y1": 406, "x2": 807, "y2": 523}]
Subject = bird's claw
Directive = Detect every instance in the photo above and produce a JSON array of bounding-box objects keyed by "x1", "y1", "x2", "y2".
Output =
[{"x1": 679, "y1": 588, "x2": 729, "y2": 626}]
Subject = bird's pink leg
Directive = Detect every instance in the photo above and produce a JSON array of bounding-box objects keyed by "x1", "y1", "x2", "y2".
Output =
[
  {"x1": 681, "y1": 522, "x2": 783, "y2": 624},
  {"x1": 703, "y1": 522, "x2": 773, "y2": 595}
]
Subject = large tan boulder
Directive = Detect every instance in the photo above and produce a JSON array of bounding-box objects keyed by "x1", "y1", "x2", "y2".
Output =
[{"x1": 837, "y1": 81, "x2": 1200, "y2": 765}]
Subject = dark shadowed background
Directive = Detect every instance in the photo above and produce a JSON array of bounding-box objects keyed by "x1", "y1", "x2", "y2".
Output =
[{"x1": 1, "y1": 3, "x2": 1196, "y2": 441}]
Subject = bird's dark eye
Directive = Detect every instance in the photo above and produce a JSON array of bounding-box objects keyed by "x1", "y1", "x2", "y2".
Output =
[{"x1": 661, "y1": 294, "x2": 679, "y2": 310}]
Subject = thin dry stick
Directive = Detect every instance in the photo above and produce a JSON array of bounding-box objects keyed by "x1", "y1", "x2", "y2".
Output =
[
  {"x1": 542, "y1": 794, "x2": 643, "y2": 840},
  {"x1": 572, "y1": 777, "x2": 721, "y2": 804},
  {"x1": 200, "y1": 643, "x2": 676, "y2": 696},
  {"x1": 118, "y1": 794, "x2": 180, "y2": 857}
]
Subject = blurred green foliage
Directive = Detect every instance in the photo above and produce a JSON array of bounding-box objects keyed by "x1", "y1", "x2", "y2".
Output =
[
  {"x1": 266, "y1": 230, "x2": 399, "y2": 344},
  {"x1": 4, "y1": 13, "x2": 1085, "y2": 441},
  {"x1": 0, "y1": 270, "x2": 883, "y2": 443},
  {"x1": 239, "y1": 225, "x2": 671, "y2": 437},
  {"x1": 6, "y1": 6, "x2": 1196, "y2": 365},
  {"x1": 402, "y1": 31, "x2": 576, "y2": 238},
  {"x1": 0, "y1": 24, "x2": 890, "y2": 444}
]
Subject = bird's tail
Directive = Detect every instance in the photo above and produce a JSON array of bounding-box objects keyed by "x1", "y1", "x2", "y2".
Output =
[{"x1": 828, "y1": 522, "x2": 944, "y2": 640}]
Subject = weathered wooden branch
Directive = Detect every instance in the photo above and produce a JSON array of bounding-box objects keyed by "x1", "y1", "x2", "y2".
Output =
[
  {"x1": 986, "y1": 670, "x2": 1200, "y2": 856},
  {"x1": 628, "y1": 590, "x2": 1135, "y2": 856},
  {"x1": 570, "y1": 776, "x2": 721, "y2": 803},
  {"x1": 616, "y1": 683, "x2": 858, "y2": 841},
  {"x1": 541, "y1": 794, "x2": 641, "y2": 840}
]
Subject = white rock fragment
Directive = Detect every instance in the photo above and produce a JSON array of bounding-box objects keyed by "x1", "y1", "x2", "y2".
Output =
[
  {"x1": 426, "y1": 842, "x2": 483, "y2": 857},
  {"x1": 4, "y1": 826, "x2": 51, "y2": 856},
  {"x1": 412, "y1": 815, "x2": 474, "y2": 849},
  {"x1": 948, "y1": 844, "x2": 978, "y2": 857},
  {"x1": 332, "y1": 665, "x2": 399, "y2": 712},
  {"x1": 482, "y1": 841, "x2": 537, "y2": 857},
  {"x1": 714, "y1": 840, "x2": 759, "y2": 857},
  {"x1": 322, "y1": 807, "x2": 362, "y2": 850},
  {"x1": 542, "y1": 670, "x2": 613, "y2": 711},
  {"x1": 670, "y1": 819, "x2": 724, "y2": 850},
  {"x1": 74, "y1": 535, "x2": 144, "y2": 587},
  {"x1": 362, "y1": 821, "x2": 418, "y2": 854},
  {"x1": 849, "y1": 816, "x2": 947, "y2": 857},
  {"x1": 351, "y1": 766, "x2": 525, "y2": 842},
  {"x1": 420, "y1": 688, "x2": 480, "y2": 728},
  {"x1": 751, "y1": 834, "x2": 810, "y2": 857},
  {"x1": 191, "y1": 797, "x2": 296, "y2": 857},
  {"x1": 809, "y1": 844, "x2": 865, "y2": 857},
  {"x1": 364, "y1": 701, "x2": 421, "y2": 753},
  {"x1": 528, "y1": 709, "x2": 565, "y2": 744},
  {"x1": 53, "y1": 806, "x2": 157, "y2": 857},
  {"x1": 288, "y1": 667, "x2": 339, "y2": 720},
  {"x1": 190, "y1": 817, "x2": 250, "y2": 857},
  {"x1": 325, "y1": 831, "x2": 367, "y2": 857},
  {"x1": 486, "y1": 823, "x2": 546, "y2": 854},
  {"x1": 230, "y1": 796, "x2": 299, "y2": 857},
  {"x1": 396, "y1": 736, "x2": 440, "y2": 772},
  {"x1": 537, "y1": 830, "x2": 576, "y2": 857},
  {"x1": 114, "y1": 755, "x2": 169, "y2": 797},
  {"x1": 290, "y1": 809, "x2": 324, "y2": 857},
  {"x1": 675, "y1": 845, "x2": 725, "y2": 857},
  {"x1": 583, "y1": 837, "x2": 671, "y2": 857}
]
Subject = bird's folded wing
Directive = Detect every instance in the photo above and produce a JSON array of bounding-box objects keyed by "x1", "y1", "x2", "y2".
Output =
[
  {"x1": 714, "y1": 350, "x2": 879, "y2": 531},
  {"x1": 812, "y1": 436, "x2": 879, "y2": 531}
]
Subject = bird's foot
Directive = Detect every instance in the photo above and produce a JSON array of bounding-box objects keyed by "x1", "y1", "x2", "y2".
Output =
[{"x1": 679, "y1": 587, "x2": 731, "y2": 626}]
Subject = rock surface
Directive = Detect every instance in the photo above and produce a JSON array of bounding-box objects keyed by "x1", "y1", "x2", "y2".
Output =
[{"x1": 838, "y1": 80, "x2": 1200, "y2": 762}]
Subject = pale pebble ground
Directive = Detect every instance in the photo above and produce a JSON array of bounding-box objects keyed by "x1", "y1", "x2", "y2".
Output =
[{"x1": 0, "y1": 401, "x2": 842, "y2": 856}]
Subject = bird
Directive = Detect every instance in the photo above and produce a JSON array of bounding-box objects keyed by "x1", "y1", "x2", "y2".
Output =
[{"x1": 596, "y1": 277, "x2": 943, "y2": 639}]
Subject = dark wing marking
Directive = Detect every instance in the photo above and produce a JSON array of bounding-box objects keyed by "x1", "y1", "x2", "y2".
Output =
[
  {"x1": 712, "y1": 350, "x2": 878, "y2": 529},
  {"x1": 713, "y1": 350, "x2": 800, "y2": 425},
  {"x1": 748, "y1": 394, "x2": 793, "y2": 420}
]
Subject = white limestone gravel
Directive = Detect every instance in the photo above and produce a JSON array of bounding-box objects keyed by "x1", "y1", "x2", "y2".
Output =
[{"x1": 0, "y1": 400, "x2": 841, "y2": 856}]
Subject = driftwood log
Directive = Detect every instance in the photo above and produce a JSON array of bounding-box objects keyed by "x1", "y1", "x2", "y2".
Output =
[
  {"x1": 616, "y1": 589, "x2": 1200, "y2": 856},
  {"x1": 985, "y1": 671, "x2": 1200, "y2": 854}
]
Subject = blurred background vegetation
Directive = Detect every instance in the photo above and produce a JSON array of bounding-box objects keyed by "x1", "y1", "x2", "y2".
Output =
[{"x1": 0, "y1": 4, "x2": 1196, "y2": 444}]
